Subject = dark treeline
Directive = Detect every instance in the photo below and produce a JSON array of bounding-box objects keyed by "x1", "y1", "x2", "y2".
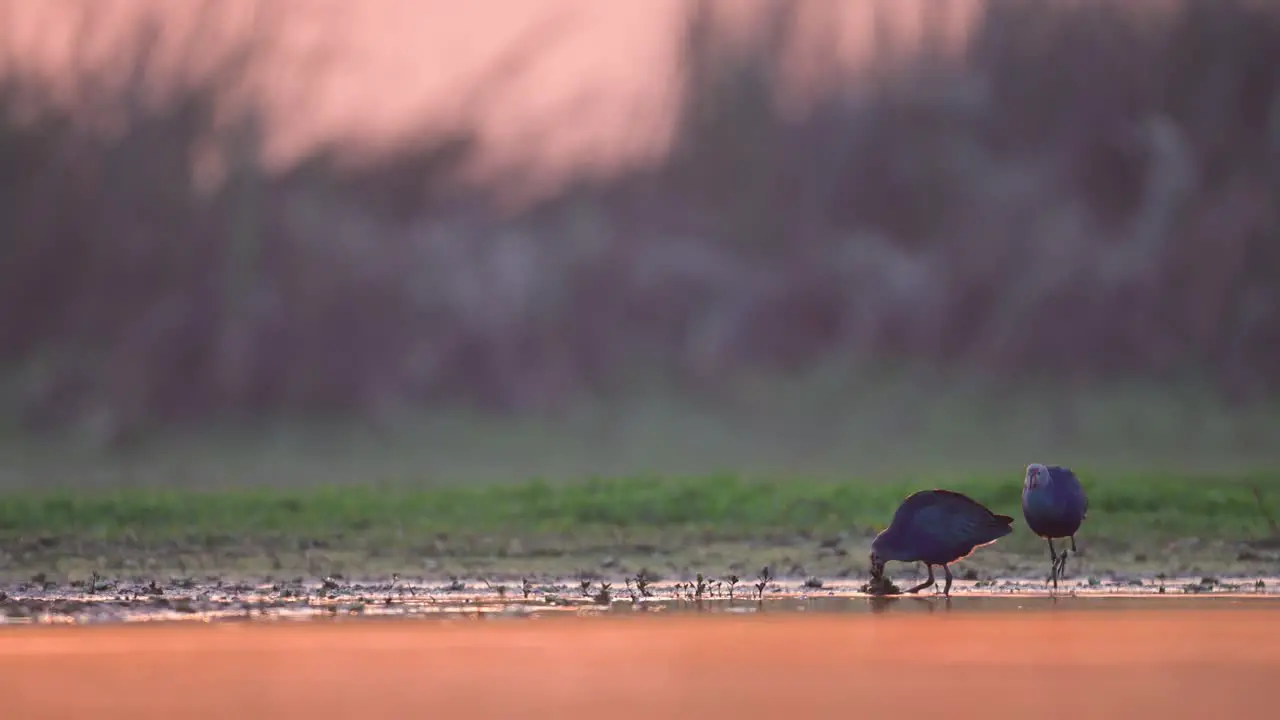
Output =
[{"x1": 2, "y1": 0, "x2": 1278, "y2": 441}]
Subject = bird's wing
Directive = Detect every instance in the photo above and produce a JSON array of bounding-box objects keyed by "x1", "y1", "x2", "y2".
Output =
[
  {"x1": 905, "y1": 489, "x2": 1005, "y2": 519},
  {"x1": 1048, "y1": 466, "x2": 1088, "y2": 516},
  {"x1": 1047, "y1": 466, "x2": 1079, "y2": 485},
  {"x1": 903, "y1": 492, "x2": 1010, "y2": 545}
]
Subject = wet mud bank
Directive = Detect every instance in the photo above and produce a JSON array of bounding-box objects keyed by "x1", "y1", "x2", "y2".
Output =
[
  {"x1": 6, "y1": 532, "x2": 1278, "y2": 590},
  {"x1": 1, "y1": 574, "x2": 1277, "y2": 624}
]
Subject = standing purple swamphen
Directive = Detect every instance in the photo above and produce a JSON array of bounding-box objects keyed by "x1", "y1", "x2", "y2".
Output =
[
  {"x1": 1021, "y1": 463, "x2": 1089, "y2": 590},
  {"x1": 869, "y1": 489, "x2": 1014, "y2": 597}
]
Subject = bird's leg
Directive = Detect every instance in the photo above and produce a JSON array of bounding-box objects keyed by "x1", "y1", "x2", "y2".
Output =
[
  {"x1": 1047, "y1": 538, "x2": 1059, "y2": 591},
  {"x1": 904, "y1": 564, "x2": 936, "y2": 594},
  {"x1": 1058, "y1": 538, "x2": 1074, "y2": 582},
  {"x1": 942, "y1": 564, "x2": 953, "y2": 597},
  {"x1": 1070, "y1": 535, "x2": 1078, "y2": 553}
]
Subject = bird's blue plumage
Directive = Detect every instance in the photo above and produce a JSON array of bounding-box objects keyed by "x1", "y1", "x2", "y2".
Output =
[
  {"x1": 1021, "y1": 463, "x2": 1088, "y2": 590},
  {"x1": 1022, "y1": 464, "x2": 1088, "y2": 540},
  {"x1": 872, "y1": 489, "x2": 1014, "y2": 566}
]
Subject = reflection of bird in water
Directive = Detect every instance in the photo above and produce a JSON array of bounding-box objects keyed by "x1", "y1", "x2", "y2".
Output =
[
  {"x1": 1021, "y1": 463, "x2": 1089, "y2": 591},
  {"x1": 866, "y1": 595, "x2": 952, "y2": 615},
  {"x1": 868, "y1": 595, "x2": 895, "y2": 614},
  {"x1": 869, "y1": 489, "x2": 1014, "y2": 597}
]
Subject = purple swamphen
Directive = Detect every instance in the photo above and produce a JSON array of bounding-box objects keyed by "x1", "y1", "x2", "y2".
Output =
[
  {"x1": 869, "y1": 489, "x2": 1014, "y2": 597},
  {"x1": 1021, "y1": 463, "x2": 1089, "y2": 590}
]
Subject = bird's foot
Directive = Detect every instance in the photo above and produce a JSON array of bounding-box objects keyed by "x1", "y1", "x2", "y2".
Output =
[{"x1": 1050, "y1": 551, "x2": 1070, "y2": 586}]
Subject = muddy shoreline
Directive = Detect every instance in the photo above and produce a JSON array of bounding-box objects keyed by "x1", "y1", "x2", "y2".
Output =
[
  {"x1": 2, "y1": 573, "x2": 1277, "y2": 624},
  {"x1": 6, "y1": 533, "x2": 1278, "y2": 586},
  {"x1": 6, "y1": 531, "x2": 1278, "y2": 625}
]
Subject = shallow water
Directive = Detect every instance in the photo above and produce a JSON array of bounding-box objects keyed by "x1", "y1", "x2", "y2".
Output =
[{"x1": 3, "y1": 608, "x2": 1279, "y2": 719}]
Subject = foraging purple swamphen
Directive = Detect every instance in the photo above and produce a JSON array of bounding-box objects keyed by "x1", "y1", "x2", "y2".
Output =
[
  {"x1": 1021, "y1": 463, "x2": 1089, "y2": 590},
  {"x1": 869, "y1": 489, "x2": 1014, "y2": 597}
]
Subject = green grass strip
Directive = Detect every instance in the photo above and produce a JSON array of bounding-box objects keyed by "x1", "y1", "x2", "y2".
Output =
[{"x1": 1, "y1": 472, "x2": 1277, "y2": 543}]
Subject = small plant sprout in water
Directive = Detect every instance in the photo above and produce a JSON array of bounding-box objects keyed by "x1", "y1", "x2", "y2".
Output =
[
  {"x1": 756, "y1": 567, "x2": 772, "y2": 599},
  {"x1": 521, "y1": 577, "x2": 533, "y2": 599},
  {"x1": 593, "y1": 582, "x2": 612, "y2": 605},
  {"x1": 634, "y1": 569, "x2": 652, "y2": 597},
  {"x1": 482, "y1": 579, "x2": 507, "y2": 598},
  {"x1": 726, "y1": 574, "x2": 740, "y2": 599}
]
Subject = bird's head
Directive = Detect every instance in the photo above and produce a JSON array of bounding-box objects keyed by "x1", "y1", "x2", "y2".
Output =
[
  {"x1": 869, "y1": 550, "x2": 885, "y2": 580},
  {"x1": 1024, "y1": 463, "x2": 1049, "y2": 491},
  {"x1": 868, "y1": 526, "x2": 898, "y2": 579},
  {"x1": 869, "y1": 534, "x2": 889, "y2": 579}
]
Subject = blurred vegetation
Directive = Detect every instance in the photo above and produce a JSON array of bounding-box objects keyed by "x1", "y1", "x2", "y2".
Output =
[
  {"x1": 1, "y1": 0, "x2": 1278, "y2": 460},
  {"x1": 4, "y1": 374, "x2": 1279, "y2": 490}
]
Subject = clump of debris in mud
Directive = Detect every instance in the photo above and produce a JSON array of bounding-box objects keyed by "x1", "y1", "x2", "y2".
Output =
[{"x1": 859, "y1": 575, "x2": 902, "y2": 595}]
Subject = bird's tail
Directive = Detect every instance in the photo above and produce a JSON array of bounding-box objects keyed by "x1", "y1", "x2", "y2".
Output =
[{"x1": 988, "y1": 514, "x2": 1015, "y2": 540}]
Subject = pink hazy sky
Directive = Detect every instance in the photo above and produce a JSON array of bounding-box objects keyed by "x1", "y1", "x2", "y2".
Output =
[{"x1": 2, "y1": 0, "x2": 982, "y2": 190}]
